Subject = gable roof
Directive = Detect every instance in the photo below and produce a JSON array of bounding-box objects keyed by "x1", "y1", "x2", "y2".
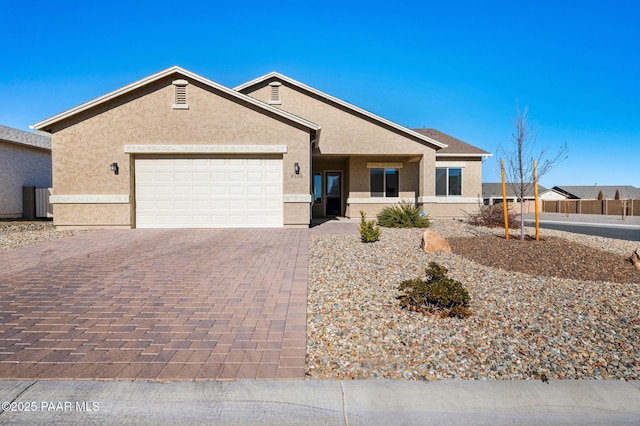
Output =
[
  {"x1": 482, "y1": 182, "x2": 549, "y2": 199},
  {"x1": 234, "y1": 72, "x2": 447, "y2": 149},
  {"x1": 0, "y1": 124, "x2": 51, "y2": 150},
  {"x1": 412, "y1": 128, "x2": 491, "y2": 157},
  {"x1": 33, "y1": 66, "x2": 321, "y2": 133},
  {"x1": 552, "y1": 185, "x2": 640, "y2": 200}
]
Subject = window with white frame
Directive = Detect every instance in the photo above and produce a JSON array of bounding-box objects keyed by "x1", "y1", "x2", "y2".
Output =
[
  {"x1": 370, "y1": 168, "x2": 399, "y2": 197},
  {"x1": 436, "y1": 167, "x2": 462, "y2": 196}
]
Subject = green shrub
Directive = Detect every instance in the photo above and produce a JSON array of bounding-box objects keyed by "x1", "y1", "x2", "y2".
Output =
[
  {"x1": 397, "y1": 262, "x2": 471, "y2": 318},
  {"x1": 465, "y1": 204, "x2": 520, "y2": 228},
  {"x1": 359, "y1": 211, "x2": 381, "y2": 243},
  {"x1": 376, "y1": 202, "x2": 430, "y2": 228}
]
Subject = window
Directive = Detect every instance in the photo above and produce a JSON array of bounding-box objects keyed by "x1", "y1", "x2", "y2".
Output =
[
  {"x1": 370, "y1": 168, "x2": 399, "y2": 197},
  {"x1": 436, "y1": 168, "x2": 462, "y2": 196},
  {"x1": 313, "y1": 173, "x2": 322, "y2": 204}
]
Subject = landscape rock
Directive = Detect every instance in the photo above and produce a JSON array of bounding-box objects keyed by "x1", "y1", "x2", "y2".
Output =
[
  {"x1": 420, "y1": 229, "x2": 451, "y2": 253},
  {"x1": 631, "y1": 249, "x2": 640, "y2": 270},
  {"x1": 308, "y1": 221, "x2": 640, "y2": 381}
]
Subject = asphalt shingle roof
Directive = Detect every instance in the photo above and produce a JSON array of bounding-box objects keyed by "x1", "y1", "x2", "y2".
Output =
[
  {"x1": 482, "y1": 182, "x2": 550, "y2": 199},
  {"x1": 0, "y1": 125, "x2": 51, "y2": 150},
  {"x1": 552, "y1": 185, "x2": 640, "y2": 200},
  {"x1": 412, "y1": 128, "x2": 490, "y2": 156}
]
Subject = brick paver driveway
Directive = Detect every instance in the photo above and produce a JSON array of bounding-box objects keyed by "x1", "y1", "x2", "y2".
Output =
[{"x1": 0, "y1": 229, "x2": 308, "y2": 381}]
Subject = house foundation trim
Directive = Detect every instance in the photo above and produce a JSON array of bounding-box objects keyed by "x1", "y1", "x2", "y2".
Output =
[
  {"x1": 50, "y1": 195, "x2": 130, "y2": 204},
  {"x1": 284, "y1": 194, "x2": 312, "y2": 203},
  {"x1": 418, "y1": 196, "x2": 482, "y2": 204},
  {"x1": 124, "y1": 145, "x2": 288, "y2": 154}
]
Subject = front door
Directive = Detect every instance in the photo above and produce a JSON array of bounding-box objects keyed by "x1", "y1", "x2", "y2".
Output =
[{"x1": 325, "y1": 172, "x2": 342, "y2": 216}]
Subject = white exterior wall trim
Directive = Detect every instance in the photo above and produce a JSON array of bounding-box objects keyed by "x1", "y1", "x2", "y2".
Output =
[
  {"x1": 284, "y1": 194, "x2": 312, "y2": 203},
  {"x1": 124, "y1": 145, "x2": 288, "y2": 154},
  {"x1": 418, "y1": 196, "x2": 483, "y2": 204},
  {"x1": 50, "y1": 194, "x2": 130, "y2": 204},
  {"x1": 234, "y1": 72, "x2": 447, "y2": 149},
  {"x1": 436, "y1": 153, "x2": 493, "y2": 158},
  {"x1": 33, "y1": 66, "x2": 321, "y2": 132}
]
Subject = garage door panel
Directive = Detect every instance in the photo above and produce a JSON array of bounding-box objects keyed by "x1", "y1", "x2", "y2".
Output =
[{"x1": 135, "y1": 157, "x2": 283, "y2": 228}]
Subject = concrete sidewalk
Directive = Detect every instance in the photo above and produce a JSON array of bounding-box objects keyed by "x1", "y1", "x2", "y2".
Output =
[
  {"x1": 523, "y1": 212, "x2": 640, "y2": 227},
  {"x1": 0, "y1": 379, "x2": 638, "y2": 425}
]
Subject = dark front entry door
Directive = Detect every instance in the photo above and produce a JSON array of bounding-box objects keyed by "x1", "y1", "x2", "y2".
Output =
[{"x1": 325, "y1": 172, "x2": 341, "y2": 216}]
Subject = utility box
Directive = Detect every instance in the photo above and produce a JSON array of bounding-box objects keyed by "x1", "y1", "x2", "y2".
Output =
[{"x1": 22, "y1": 186, "x2": 36, "y2": 220}]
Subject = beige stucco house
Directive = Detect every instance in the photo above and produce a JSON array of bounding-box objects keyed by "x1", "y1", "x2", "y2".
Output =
[
  {"x1": 33, "y1": 66, "x2": 490, "y2": 229},
  {"x1": 0, "y1": 125, "x2": 52, "y2": 218}
]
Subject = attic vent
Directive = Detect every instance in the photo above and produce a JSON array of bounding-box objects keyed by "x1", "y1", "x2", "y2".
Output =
[
  {"x1": 172, "y1": 79, "x2": 189, "y2": 110},
  {"x1": 269, "y1": 82, "x2": 282, "y2": 105}
]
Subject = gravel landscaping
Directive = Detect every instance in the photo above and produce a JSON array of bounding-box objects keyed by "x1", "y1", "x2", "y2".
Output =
[
  {"x1": 3, "y1": 220, "x2": 639, "y2": 381},
  {"x1": 0, "y1": 222, "x2": 92, "y2": 251},
  {"x1": 307, "y1": 220, "x2": 640, "y2": 381}
]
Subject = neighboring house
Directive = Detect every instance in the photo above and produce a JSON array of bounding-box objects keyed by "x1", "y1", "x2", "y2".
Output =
[
  {"x1": 0, "y1": 125, "x2": 52, "y2": 218},
  {"x1": 33, "y1": 66, "x2": 491, "y2": 229},
  {"x1": 552, "y1": 185, "x2": 640, "y2": 200},
  {"x1": 482, "y1": 183, "x2": 566, "y2": 205},
  {"x1": 483, "y1": 183, "x2": 566, "y2": 213}
]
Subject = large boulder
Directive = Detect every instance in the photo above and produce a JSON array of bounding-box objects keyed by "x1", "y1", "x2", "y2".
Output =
[
  {"x1": 421, "y1": 229, "x2": 451, "y2": 253},
  {"x1": 631, "y1": 249, "x2": 640, "y2": 270}
]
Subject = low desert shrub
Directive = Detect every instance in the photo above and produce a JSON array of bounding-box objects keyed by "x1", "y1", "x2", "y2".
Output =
[
  {"x1": 465, "y1": 204, "x2": 520, "y2": 228},
  {"x1": 397, "y1": 262, "x2": 471, "y2": 319},
  {"x1": 359, "y1": 211, "x2": 381, "y2": 243},
  {"x1": 376, "y1": 202, "x2": 430, "y2": 228}
]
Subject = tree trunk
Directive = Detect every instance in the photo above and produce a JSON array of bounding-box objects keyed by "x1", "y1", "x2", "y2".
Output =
[{"x1": 520, "y1": 200, "x2": 525, "y2": 240}]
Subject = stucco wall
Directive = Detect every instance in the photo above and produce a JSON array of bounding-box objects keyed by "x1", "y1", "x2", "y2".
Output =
[
  {"x1": 53, "y1": 204, "x2": 130, "y2": 229},
  {"x1": 347, "y1": 156, "x2": 420, "y2": 198},
  {"x1": 48, "y1": 75, "x2": 312, "y2": 228},
  {"x1": 436, "y1": 156, "x2": 484, "y2": 199},
  {"x1": 346, "y1": 201, "x2": 480, "y2": 220},
  {"x1": 422, "y1": 202, "x2": 480, "y2": 219},
  {"x1": 244, "y1": 80, "x2": 461, "y2": 204},
  {"x1": 243, "y1": 81, "x2": 438, "y2": 156},
  {"x1": 0, "y1": 142, "x2": 51, "y2": 218}
]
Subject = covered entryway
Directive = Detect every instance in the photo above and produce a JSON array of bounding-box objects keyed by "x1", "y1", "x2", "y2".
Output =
[{"x1": 135, "y1": 156, "x2": 283, "y2": 228}]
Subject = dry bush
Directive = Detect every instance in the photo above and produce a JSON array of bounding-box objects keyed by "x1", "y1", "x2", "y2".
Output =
[{"x1": 466, "y1": 204, "x2": 520, "y2": 228}]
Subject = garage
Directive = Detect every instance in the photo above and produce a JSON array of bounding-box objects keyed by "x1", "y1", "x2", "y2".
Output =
[{"x1": 135, "y1": 156, "x2": 283, "y2": 228}]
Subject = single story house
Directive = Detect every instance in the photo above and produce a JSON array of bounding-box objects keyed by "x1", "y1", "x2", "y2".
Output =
[
  {"x1": 33, "y1": 66, "x2": 491, "y2": 229},
  {"x1": 552, "y1": 185, "x2": 640, "y2": 200},
  {"x1": 0, "y1": 125, "x2": 52, "y2": 218},
  {"x1": 482, "y1": 183, "x2": 566, "y2": 204}
]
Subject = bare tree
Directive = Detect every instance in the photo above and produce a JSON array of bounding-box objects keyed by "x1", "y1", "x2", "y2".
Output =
[{"x1": 499, "y1": 104, "x2": 568, "y2": 240}]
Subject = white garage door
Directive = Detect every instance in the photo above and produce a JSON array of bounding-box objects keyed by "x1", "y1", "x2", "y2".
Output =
[{"x1": 135, "y1": 157, "x2": 283, "y2": 228}]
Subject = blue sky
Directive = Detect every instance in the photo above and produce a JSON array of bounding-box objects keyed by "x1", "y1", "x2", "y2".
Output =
[{"x1": 1, "y1": 0, "x2": 638, "y2": 187}]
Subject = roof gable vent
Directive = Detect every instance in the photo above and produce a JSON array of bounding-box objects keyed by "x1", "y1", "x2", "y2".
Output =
[
  {"x1": 172, "y1": 79, "x2": 189, "y2": 110},
  {"x1": 269, "y1": 82, "x2": 282, "y2": 105}
]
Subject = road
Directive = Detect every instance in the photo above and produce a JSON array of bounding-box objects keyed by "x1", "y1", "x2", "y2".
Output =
[{"x1": 523, "y1": 219, "x2": 640, "y2": 242}]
